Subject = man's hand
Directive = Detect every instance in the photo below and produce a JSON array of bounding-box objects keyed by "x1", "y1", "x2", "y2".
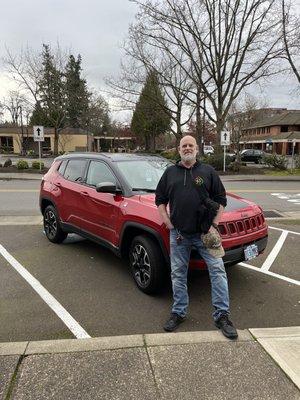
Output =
[
  {"x1": 209, "y1": 225, "x2": 218, "y2": 234},
  {"x1": 165, "y1": 221, "x2": 174, "y2": 230},
  {"x1": 158, "y1": 204, "x2": 174, "y2": 230}
]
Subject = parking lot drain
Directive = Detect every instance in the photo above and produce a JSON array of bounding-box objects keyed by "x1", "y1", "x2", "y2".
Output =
[{"x1": 264, "y1": 210, "x2": 283, "y2": 218}]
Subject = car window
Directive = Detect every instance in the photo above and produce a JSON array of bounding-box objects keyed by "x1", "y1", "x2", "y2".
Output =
[
  {"x1": 116, "y1": 159, "x2": 171, "y2": 191},
  {"x1": 86, "y1": 161, "x2": 117, "y2": 187},
  {"x1": 254, "y1": 150, "x2": 262, "y2": 155},
  {"x1": 58, "y1": 160, "x2": 67, "y2": 175},
  {"x1": 63, "y1": 159, "x2": 87, "y2": 182}
]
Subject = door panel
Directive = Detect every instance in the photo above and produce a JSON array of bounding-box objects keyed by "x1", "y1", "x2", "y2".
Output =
[{"x1": 78, "y1": 161, "x2": 122, "y2": 245}]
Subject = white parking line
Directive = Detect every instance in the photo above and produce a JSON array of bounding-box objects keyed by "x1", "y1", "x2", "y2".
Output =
[
  {"x1": 0, "y1": 244, "x2": 91, "y2": 339},
  {"x1": 239, "y1": 262, "x2": 300, "y2": 286},
  {"x1": 261, "y1": 231, "x2": 288, "y2": 272},
  {"x1": 238, "y1": 225, "x2": 300, "y2": 285},
  {"x1": 269, "y1": 226, "x2": 300, "y2": 236}
]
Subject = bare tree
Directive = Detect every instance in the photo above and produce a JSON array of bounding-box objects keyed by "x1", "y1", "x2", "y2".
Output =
[
  {"x1": 106, "y1": 30, "x2": 196, "y2": 144},
  {"x1": 1, "y1": 90, "x2": 27, "y2": 125},
  {"x1": 3, "y1": 46, "x2": 41, "y2": 106},
  {"x1": 227, "y1": 93, "x2": 269, "y2": 159},
  {"x1": 0, "y1": 90, "x2": 33, "y2": 154},
  {"x1": 131, "y1": 0, "x2": 284, "y2": 143},
  {"x1": 282, "y1": 0, "x2": 300, "y2": 84}
]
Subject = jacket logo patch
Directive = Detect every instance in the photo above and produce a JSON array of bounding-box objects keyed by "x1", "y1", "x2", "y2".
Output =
[{"x1": 194, "y1": 176, "x2": 204, "y2": 186}]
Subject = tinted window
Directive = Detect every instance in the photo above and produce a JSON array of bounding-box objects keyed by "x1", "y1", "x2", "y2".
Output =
[
  {"x1": 86, "y1": 161, "x2": 116, "y2": 186},
  {"x1": 254, "y1": 150, "x2": 262, "y2": 155},
  {"x1": 63, "y1": 159, "x2": 87, "y2": 182},
  {"x1": 58, "y1": 160, "x2": 67, "y2": 175}
]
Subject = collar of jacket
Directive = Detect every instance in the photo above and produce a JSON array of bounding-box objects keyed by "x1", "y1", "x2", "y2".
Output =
[{"x1": 175, "y1": 159, "x2": 200, "y2": 169}]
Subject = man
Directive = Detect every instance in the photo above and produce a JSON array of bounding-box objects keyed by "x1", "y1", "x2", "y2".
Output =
[{"x1": 155, "y1": 135, "x2": 238, "y2": 339}]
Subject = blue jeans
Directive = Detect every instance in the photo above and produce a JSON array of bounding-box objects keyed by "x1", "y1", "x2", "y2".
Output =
[{"x1": 169, "y1": 229, "x2": 230, "y2": 321}]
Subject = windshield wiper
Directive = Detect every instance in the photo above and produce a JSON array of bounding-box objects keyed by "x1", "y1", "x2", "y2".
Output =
[{"x1": 131, "y1": 188, "x2": 156, "y2": 193}]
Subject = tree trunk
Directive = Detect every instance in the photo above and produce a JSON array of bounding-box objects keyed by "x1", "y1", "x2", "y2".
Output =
[
  {"x1": 216, "y1": 115, "x2": 225, "y2": 153},
  {"x1": 54, "y1": 127, "x2": 59, "y2": 155},
  {"x1": 196, "y1": 88, "x2": 203, "y2": 155}
]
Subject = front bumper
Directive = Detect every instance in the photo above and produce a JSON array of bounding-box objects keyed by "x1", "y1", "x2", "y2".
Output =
[{"x1": 189, "y1": 235, "x2": 268, "y2": 269}]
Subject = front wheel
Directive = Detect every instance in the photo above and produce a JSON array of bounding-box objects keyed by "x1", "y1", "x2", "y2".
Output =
[
  {"x1": 43, "y1": 205, "x2": 67, "y2": 243},
  {"x1": 129, "y1": 235, "x2": 166, "y2": 294}
]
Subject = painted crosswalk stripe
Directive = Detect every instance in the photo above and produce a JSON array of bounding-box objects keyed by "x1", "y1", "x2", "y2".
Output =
[{"x1": 0, "y1": 244, "x2": 91, "y2": 339}]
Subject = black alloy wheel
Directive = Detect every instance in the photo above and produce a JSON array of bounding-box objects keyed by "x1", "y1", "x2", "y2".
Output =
[
  {"x1": 43, "y1": 205, "x2": 67, "y2": 243},
  {"x1": 129, "y1": 235, "x2": 166, "y2": 294}
]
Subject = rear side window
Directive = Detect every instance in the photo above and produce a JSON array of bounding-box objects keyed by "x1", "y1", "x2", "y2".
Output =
[
  {"x1": 86, "y1": 161, "x2": 116, "y2": 187},
  {"x1": 63, "y1": 159, "x2": 87, "y2": 182},
  {"x1": 58, "y1": 160, "x2": 67, "y2": 175}
]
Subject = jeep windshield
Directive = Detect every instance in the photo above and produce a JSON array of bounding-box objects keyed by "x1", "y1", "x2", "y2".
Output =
[{"x1": 115, "y1": 159, "x2": 172, "y2": 192}]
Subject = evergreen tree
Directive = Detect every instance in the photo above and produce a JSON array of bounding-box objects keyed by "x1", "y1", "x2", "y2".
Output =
[
  {"x1": 35, "y1": 44, "x2": 65, "y2": 155},
  {"x1": 131, "y1": 71, "x2": 171, "y2": 151},
  {"x1": 65, "y1": 55, "x2": 90, "y2": 128}
]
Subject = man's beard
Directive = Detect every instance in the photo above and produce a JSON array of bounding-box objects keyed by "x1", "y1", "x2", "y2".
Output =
[{"x1": 181, "y1": 153, "x2": 196, "y2": 162}]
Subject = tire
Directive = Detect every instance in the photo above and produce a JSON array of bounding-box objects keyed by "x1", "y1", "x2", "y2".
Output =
[
  {"x1": 43, "y1": 205, "x2": 68, "y2": 243},
  {"x1": 129, "y1": 235, "x2": 166, "y2": 294}
]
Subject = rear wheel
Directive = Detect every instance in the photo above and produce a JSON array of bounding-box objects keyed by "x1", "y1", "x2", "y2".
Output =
[
  {"x1": 129, "y1": 235, "x2": 166, "y2": 294},
  {"x1": 43, "y1": 205, "x2": 67, "y2": 243}
]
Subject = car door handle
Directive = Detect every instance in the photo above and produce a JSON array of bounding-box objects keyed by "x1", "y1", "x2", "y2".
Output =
[{"x1": 80, "y1": 191, "x2": 90, "y2": 197}]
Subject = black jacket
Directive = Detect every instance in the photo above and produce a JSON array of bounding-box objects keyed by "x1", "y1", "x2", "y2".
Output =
[{"x1": 155, "y1": 160, "x2": 227, "y2": 234}]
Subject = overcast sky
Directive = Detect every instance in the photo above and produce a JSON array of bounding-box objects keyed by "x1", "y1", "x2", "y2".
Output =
[{"x1": 0, "y1": 0, "x2": 299, "y2": 123}]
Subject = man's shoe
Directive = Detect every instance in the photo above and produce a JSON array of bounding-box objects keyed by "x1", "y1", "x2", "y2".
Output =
[
  {"x1": 215, "y1": 314, "x2": 238, "y2": 340},
  {"x1": 163, "y1": 313, "x2": 185, "y2": 332}
]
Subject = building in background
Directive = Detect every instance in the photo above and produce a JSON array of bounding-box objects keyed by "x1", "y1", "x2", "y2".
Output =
[
  {"x1": 0, "y1": 126, "x2": 91, "y2": 155},
  {"x1": 240, "y1": 109, "x2": 300, "y2": 155}
]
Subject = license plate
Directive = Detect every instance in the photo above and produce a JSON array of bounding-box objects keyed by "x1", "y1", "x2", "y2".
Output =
[{"x1": 244, "y1": 244, "x2": 259, "y2": 261}]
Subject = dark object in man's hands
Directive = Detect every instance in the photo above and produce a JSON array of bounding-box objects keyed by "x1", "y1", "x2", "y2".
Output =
[{"x1": 195, "y1": 184, "x2": 220, "y2": 234}]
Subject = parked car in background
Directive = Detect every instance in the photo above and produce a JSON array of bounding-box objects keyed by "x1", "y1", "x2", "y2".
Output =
[
  {"x1": 40, "y1": 153, "x2": 268, "y2": 294},
  {"x1": 235, "y1": 149, "x2": 265, "y2": 164},
  {"x1": 203, "y1": 145, "x2": 214, "y2": 155}
]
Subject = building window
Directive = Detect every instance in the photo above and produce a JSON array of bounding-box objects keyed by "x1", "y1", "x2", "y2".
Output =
[
  {"x1": 281, "y1": 125, "x2": 288, "y2": 132},
  {"x1": 0, "y1": 136, "x2": 13, "y2": 152},
  {"x1": 42, "y1": 137, "x2": 51, "y2": 151}
]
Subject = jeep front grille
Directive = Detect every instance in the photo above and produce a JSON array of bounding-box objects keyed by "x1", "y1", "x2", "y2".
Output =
[{"x1": 219, "y1": 213, "x2": 265, "y2": 237}]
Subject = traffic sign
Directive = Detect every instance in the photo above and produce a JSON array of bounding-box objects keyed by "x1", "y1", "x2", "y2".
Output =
[
  {"x1": 221, "y1": 131, "x2": 230, "y2": 146},
  {"x1": 33, "y1": 126, "x2": 44, "y2": 142}
]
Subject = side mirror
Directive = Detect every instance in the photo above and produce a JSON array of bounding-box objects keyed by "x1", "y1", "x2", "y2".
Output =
[{"x1": 96, "y1": 182, "x2": 122, "y2": 194}]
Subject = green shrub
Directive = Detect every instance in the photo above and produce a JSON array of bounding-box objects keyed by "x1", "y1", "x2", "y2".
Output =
[
  {"x1": 227, "y1": 161, "x2": 244, "y2": 173},
  {"x1": 160, "y1": 148, "x2": 178, "y2": 160},
  {"x1": 263, "y1": 154, "x2": 288, "y2": 170},
  {"x1": 3, "y1": 158, "x2": 12, "y2": 167},
  {"x1": 202, "y1": 154, "x2": 232, "y2": 171},
  {"x1": 294, "y1": 155, "x2": 300, "y2": 169},
  {"x1": 27, "y1": 149, "x2": 35, "y2": 156},
  {"x1": 16, "y1": 160, "x2": 29, "y2": 170},
  {"x1": 31, "y1": 161, "x2": 45, "y2": 169}
]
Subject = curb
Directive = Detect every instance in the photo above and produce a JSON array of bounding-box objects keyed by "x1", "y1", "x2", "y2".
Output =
[
  {"x1": 1, "y1": 328, "x2": 299, "y2": 390},
  {"x1": 0, "y1": 330, "x2": 252, "y2": 356}
]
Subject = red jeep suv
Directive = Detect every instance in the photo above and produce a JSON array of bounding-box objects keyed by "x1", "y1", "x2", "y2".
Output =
[{"x1": 40, "y1": 153, "x2": 268, "y2": 294}]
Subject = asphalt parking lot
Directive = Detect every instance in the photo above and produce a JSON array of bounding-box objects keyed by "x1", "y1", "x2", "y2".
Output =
[{"x1": 0, "y1": 221, "x2": 299, "y2": 343}]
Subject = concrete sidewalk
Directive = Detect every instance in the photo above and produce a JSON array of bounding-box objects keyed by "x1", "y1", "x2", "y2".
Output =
[{"x1": 1, "y1": 327, "x2": 299, "y2": 400}]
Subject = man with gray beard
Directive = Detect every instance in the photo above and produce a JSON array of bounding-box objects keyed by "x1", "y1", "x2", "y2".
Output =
[{"x1": 155, "y1": 135, "x2": 238, "y2": 339}]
